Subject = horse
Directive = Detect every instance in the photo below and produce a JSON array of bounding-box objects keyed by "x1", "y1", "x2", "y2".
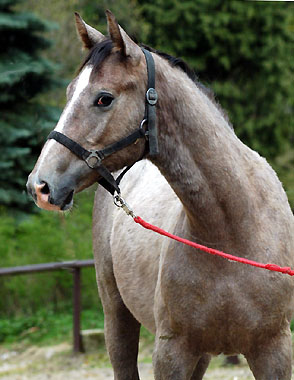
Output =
[{"x1": 26, "y1": 10, "x2": 294, "y2": 380}]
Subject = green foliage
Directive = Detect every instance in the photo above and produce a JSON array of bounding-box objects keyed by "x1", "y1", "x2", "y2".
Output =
[
  {"x1": 0, "y1": 308, "x2": 104, "y2": 344},
  {"x1": 0, "y1": 0, "x2": 61, "y2": 214},
  {"x1": 0, "y1": 190, "x2": 99, "y2": 316},
  {"x1": 81, "y1": 0, "x2": 147, "y2": 41},
  {"x1": 17, "y1": 0, "x2": 85, "y2": 80}
]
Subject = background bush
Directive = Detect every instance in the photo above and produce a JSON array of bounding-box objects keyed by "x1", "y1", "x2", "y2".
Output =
[{"x1": 0, "y1": 190, "x2": 98, "y2": 318}]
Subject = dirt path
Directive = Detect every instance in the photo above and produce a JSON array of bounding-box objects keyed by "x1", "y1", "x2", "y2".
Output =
[
  {"x1": 0, "y1": 341, "x2": 287, "y2": 380},
  {"x1": 0, "y1": 364, "x2": 255, "y2": 380},
  {"x1": 0, "y1": 341, "x2": 258, "y2": 380}
]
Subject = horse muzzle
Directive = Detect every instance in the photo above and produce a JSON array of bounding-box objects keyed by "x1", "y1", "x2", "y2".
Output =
[{"x1": 26, "y1": 176, "x2": 74, "y2": 211}]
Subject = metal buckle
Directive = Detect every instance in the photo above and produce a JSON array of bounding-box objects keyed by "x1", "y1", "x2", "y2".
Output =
[
  {"x1": 146, "y1": 88, "x2": 158, "y2": 106},
  {"x1": 85, "y1": 151, "x2": 103, "y2": 169}
]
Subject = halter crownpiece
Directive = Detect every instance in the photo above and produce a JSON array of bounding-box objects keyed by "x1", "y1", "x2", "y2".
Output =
[
  {"x1": 141, "y1": 48, "x2": 159, "y2": 156},
  {"x1": 47, "y1": 48, "x2": 158, "y2": 195}
]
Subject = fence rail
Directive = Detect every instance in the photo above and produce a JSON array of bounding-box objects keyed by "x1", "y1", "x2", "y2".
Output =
[{"x1": 0, "y1": 260, "x2": 95, "y2": 353}]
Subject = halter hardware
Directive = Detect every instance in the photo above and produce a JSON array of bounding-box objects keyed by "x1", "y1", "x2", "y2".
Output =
[
  {"x1": 146, "y1": 88, "x2": 158, "y2": 105},
  {"x1": 47, "y1": 48, "x2": 158, "y2": 196},
  {"x1": 85, "y1": 151, "x2": 104, "y2": 169}
]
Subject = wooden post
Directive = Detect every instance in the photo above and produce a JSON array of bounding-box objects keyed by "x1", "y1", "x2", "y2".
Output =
[
  {"x1": 73, "y1": 267, "x2": 83, "y2": 353},
  {"x1": 0, "y1": 260, "x2": 95, "y2": 353}
]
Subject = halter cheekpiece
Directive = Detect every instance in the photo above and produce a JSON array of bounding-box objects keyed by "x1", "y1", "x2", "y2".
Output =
[{"x1": 47, "y1": 48, "x2": 158, "y2": 195}]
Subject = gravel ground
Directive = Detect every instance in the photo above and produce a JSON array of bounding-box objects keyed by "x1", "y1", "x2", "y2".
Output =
[
  {"x1": 0, "y1": 341, "x2": 256, "y2": 380},
  {"x1": 0, "y1": 364, "x2": 255, "y2": 380},
  {"x1": 0, "y1": 341, "x2": 279, "y2": 380}
]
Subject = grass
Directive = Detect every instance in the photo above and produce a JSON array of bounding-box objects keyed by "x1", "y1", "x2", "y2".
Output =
[
  {"x1": 0, "y1": 307, "x2": 105, "y2": 347},
  {"x1": 0, "y1": 306, "x2": 155, "y2": 360},
  {"x1": 0, "y1": 307, "x2": 155, "y2": 376}
]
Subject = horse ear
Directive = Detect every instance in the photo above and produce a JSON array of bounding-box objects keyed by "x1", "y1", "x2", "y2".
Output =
[
  {"x1": 106, "y1": 10, "x2": 141, "y2": 65},
  {"x1": 75, "y1": 12, "x2": 105, "y2": 49}
]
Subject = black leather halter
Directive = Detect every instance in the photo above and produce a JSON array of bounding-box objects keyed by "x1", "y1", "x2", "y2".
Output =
[{"x1": 47, "y1": 48, "x2": 158, "y2": 195}]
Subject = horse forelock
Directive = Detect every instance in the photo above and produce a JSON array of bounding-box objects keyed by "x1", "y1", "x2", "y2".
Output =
[{"x1": 79, "y1": 39, "x2": 113, "y2": 75}]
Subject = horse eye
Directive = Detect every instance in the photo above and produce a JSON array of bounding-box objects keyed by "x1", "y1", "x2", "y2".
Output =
[{"x1": 96, "y1": 94, "x2": 114, "y2": 108}]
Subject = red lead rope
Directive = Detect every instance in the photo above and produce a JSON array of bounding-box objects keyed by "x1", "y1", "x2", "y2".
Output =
[{"x1": 134, "y1": 216, "x2": 294, "y2": 276}]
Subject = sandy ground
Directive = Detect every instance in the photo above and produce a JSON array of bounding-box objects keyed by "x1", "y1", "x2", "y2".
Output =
[
  {"x1": 0, "y1": 363, "x2": 255, "y2": 380},
  {"x1": 0, "y1": 340, "x2": 258, "y2": 380}
]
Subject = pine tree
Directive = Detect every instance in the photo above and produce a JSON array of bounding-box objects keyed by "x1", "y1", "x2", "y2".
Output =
[{"x1": 0, "y1": 0, "x2": 61, "y2": 215}]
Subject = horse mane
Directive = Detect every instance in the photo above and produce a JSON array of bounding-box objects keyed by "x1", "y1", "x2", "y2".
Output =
[{"x1": 79, "y1": 39, "x2": 233, "y2": 129}]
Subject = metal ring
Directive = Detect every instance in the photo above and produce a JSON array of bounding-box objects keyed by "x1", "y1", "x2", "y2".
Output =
[
  {"x1": 85, "y1": 152, "x2": 101, "y2": 169},
  {"x1": 113, "y1": 193, "x2": 124, "y2": 208},
  {"x1": 140, "y1": 118, "x2": 147, "y2": 130},
  {"x1": 139, "y1": 119, "x2": 149, "y2": 139}
]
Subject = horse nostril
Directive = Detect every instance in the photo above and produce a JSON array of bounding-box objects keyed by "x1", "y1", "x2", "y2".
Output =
[
  {"x1": 34, "y1": 182, "x2": 51, "y2": 201},
  {"x1": 40, "y1": 182, "x2": 50, "y2": 195},
  {"x1": 63, "y1": 190, "x2": 74, "y2": 208}
]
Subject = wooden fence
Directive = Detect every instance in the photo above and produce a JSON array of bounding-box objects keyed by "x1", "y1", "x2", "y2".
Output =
[{"x1": 0, "y1": 260, "x2": 95, "y2": 353}]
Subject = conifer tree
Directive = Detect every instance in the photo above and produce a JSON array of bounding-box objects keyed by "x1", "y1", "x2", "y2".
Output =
[{"x1": 0, "y1": 0, "x2": 60, "y2": 215}]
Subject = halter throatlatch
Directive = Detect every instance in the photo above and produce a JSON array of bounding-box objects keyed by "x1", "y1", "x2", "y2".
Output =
[{"x1": 47, "y1": 48, "x2": 158, "y2": 196}]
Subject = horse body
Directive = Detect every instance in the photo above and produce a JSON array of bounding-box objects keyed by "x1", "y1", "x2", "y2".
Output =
[
  {"x1": 94, "y1": 156, "x2": 294, "y2": 360},
  {"x1": 27, "y1": 10, "x2": 294, "y2": 379}
]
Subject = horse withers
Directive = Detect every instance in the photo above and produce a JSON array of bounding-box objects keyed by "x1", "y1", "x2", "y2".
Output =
[{"x1": 27, "y1": 10, "x2": 294, "y2": 380}]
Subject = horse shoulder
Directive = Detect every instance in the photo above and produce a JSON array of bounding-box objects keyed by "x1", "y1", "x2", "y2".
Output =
[{"x1": 108, "y1": 160, "x2": 182, "y2": 331}]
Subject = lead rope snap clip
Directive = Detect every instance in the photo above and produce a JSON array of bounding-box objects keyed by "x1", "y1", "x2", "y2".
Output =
[{"x1": 113, "y1": 192, "x2": 136, "y2": 218}]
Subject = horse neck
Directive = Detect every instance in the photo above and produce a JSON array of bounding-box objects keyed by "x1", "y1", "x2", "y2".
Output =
[{"x1": 150, "y1": 56, "x2": 260, "y2": 243}]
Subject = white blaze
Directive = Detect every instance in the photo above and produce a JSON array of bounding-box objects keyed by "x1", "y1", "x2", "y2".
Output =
[{"x1": 37, "y1": 65, "x2": 93, "y2": 171}]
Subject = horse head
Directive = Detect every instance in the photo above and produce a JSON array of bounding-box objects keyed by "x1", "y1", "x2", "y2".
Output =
[{"x1": 27, "y1": 11, "x2": 149, "y2": 211}]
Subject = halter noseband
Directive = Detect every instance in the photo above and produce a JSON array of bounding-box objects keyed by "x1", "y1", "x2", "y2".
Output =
[{"x1": 47, "y1": 48, "x2": 158, "y2": 196}]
